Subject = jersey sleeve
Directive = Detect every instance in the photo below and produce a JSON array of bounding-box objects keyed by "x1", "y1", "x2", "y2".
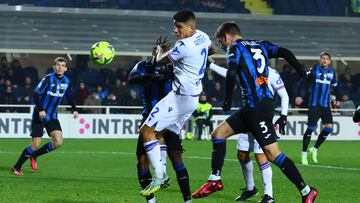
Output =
[
  {"x1": 261, "y1": 41, "x2": 280, "y2": 58},
  {"x1": 226, "y1": 45, "x2": 240, "y2": 65},
  {"x1": 167, "y1": 41, "x2": 187, "y2": 63},
  {"x1": 269, "y1": 67, "x2": 285, "y2": 91},
  {"x1": 331, "y1": 70, "x2": 337, "y2": 86},
  {"x1": 34, "y1": 76, "x2": 49, "y2": 94}
]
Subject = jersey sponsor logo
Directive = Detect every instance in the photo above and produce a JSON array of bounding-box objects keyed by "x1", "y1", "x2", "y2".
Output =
[
  {"x1": 315, "y1": 79, "x2": 331, "y2": 84},
  {"x1": 47, "y1": 91, "x2": 64, "y2": 97},
  {"x1": 60, "y1": 83, "x2": 68, "y2": 89},
  {"x1": 255, "y1": 76, "x2": 269, "y2": 85}
]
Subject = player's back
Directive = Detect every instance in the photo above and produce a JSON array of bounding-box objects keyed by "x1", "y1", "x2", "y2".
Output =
[
  {"x1": 168, "y1": 29, "x2": 211, "y2": 96},
  {"x1": 228, "y1": 39, "x2": 279, "y2": 108}
]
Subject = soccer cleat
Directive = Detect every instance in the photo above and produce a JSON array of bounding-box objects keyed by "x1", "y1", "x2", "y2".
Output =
[
  {"x1": 160, "y1": 175, "x2": 171, "y2": 189},
  {"x1": 302, "y1": 187, "x2": 318, "y2": 203},
  {"x1": 12, "y1": 168, "x2": 24, "y2": 176},
  {"x1": 30, "y1": 157, "x2": 37, "y2": 171},
  {"x1": 301, "y1": 156, "x2": 309, "y2": 165},
  {"x1": 257, "y1": 194, "x2": 275, "y2": 203},
  {"x1": 192, "y1": 180, "x2": 223, "y2": 199},
  {"x1": 234, "y1": 187, "x2": 259, "y2": 201},
  {"x1": 309, "y1": 147, "x2": 318, "y2": 164},
  {"x1": 140, "y1": 175, "x2": 170, "y2": 197}
]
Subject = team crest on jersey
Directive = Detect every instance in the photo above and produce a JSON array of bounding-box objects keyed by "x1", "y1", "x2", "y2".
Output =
[{"x1": 256, "y1": 76, "x2": 268, "y2": 85}]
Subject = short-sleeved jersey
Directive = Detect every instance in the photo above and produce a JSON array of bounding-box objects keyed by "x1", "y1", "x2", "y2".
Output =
[
  {"x1": 307, "y1": 64, "x2": 337, "y2": 108},
  {"x1": 227, "y1": 39, "x2": 280, "y2": 108},
  {"x1": 167, "y1": 29, "x2": 211, "y2": 96},
  {"x1": 33, "y1": 73, "x2": 72, "y2": 121},
  {"x1": 130, "y1": 61, "x2": 172, "y2": 117}
]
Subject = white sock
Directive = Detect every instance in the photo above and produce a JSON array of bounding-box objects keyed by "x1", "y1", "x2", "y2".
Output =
[
  {"x1": 144, "y1": 140, "x2": 163, "y2": 179},
  {"x1": 184, "y1": 200, "x2": 192, "y2": 203},
  {"x1": 259, "y1": 161, "x2": 273, "y2": 197},
  {"x1": 302, "y1": 151, "x2": 307, "y2": 158},
  {"x1": 312, "y1": 147, "x2": 318, "y2": 152},
  {"x1": 241, "y1": 160, "x2": 254, "y2": 191},
  {"x1": 301, "y1": 185, "x2": 311, "y2": 196},
  {"x1": 147, "y1": 197, "x2": 157, "y2": 203},
  {"x1": 208, "y1": 174, "x2": 221, "y2": 181},
  {"x1": 160, "y1": 144, "x2": 167, "y2": 175}
]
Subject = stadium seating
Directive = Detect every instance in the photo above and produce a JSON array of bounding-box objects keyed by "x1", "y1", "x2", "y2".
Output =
[{"x1": 0, "y1": 6, "x2": 359, "y2": 58}]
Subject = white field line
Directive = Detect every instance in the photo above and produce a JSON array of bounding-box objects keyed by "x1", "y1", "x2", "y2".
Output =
[{"x1": 1, "y1": 150, "x2": 360, "y2": 171}]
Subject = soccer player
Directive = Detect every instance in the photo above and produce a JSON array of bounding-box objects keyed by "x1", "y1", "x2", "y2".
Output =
[
  {"x1": 209, "y1": 62, "x2": 288, "y2": 202},
  {"x1": 12, "y1": 57, "x2": 78, "y2": 175},
  {"x1": 192, "y1": 21, "x2": 318, "y2": 203},
  {"x1": 297, "y1": 52, "x2": 337, "y2": 165},
  {"x1": 353, "y1": 106, "x2": 360, "y2": 123},
  {"x1": 128, "y1": 39, "x2": 191, "y2": 203},
  {"x1": 138, "y1": 10, "x2": 215, "y2": 198}
]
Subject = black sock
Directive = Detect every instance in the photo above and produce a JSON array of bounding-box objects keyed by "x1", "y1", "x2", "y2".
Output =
[
  {"x1": 211, "y1": 138, "x2": 226, "y2": 176},
  {"x1": 137, "y1": 164, "x2": 154, "y2": 201},
  {"x1": 14, "y1": 146, "x2": 33, "y2": 170},
  {"x1": 302, "y1": 126, "x2": 315, "y2": 151},
  {"x1": 173, "y1": 162, "x2": 191, "y2": 201},
  {"x1": 314, "y1": 128, "x2": 332, "y2": 149},
  {"x1": 33, "y1": 142, "x2": 55, "y2": 158},
  {"x1": 273, "y1": 153, "x2": 307, "y2": 191}
]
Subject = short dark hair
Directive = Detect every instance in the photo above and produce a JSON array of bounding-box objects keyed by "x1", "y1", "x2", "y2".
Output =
[
  {"x1": 215, "y1": 21, "x2": 241, "y2": 38},
  {"x1": 320, "y1": 51, "x2": 331, "y2": 59},
  {"x1": 53, "y1": 57, "x2": 67, "y2": 66},
  {"x1": 173, "y1": 10, "x2": 196, "y2": 23}
]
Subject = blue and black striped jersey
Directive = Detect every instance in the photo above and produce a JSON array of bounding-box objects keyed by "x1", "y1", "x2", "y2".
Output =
[
  {"x1": 226, "y1": 39, "x2": 280, "y2": 108},
  {"x1": 307, "y1": 65, "x2": 337, "y2": 108},
  {"x1": 129, "y1": 61, "x2": 172, "y2": 117},
  {"x1": 33, "y1": 73, "x2": 73, "y2": 121}
]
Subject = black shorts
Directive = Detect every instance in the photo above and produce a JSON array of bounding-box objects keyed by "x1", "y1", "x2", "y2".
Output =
[
  {"x1": 136, "y1": 129, "x2": 183, "y2": 156},
  {"x1": 226, "y1": 99, "x2": 277, "y2": 147},
  {"x1": 307, "y1": 107, "x2": 333, "y2": 126},
  {"x1": 30, "y1": 119, "x2": 62, "y2": 137}
]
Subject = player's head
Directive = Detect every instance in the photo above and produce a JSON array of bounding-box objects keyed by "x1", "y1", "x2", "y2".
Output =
[
  {"x1": 215, "y1": 21, "x2": 241, "y2": 51},
  {"x1": 53, "y1": 57, "x2": 67, "y2": 76},
  {"x1": 319, "y1": 51, "x2": 331, "y2": 68},
  {"x1": 173, "y1": 10, "x2": 196, "y2": 40}
]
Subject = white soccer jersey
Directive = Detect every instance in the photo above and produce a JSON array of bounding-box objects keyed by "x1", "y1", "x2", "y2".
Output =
[
  {"x1": 267, "y1": 67, "x2": 285, "y2": 95},
  {"x1": 167, "y1": 29, "x2": 211, "y2": 95}
]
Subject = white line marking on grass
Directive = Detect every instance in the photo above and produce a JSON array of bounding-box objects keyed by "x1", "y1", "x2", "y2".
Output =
[{"x1": 2, "y1": 151, "x2": 360, "y2": 171}]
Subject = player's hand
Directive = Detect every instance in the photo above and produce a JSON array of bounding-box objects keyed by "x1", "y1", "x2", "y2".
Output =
[
  {"x1": 39, "y1": 111, "x2": 46, "y2": 119},
  {"x1": 222, "y1": 99, "x2": 232, "y2": 112},
  {"x1": 295, "y1": 97, "x2": 303, "y2": 106},
  {"x1": 73, "y1": 111, "x2": 79, "y2": 119},
  {"x1": 274, "y1": 114, "x2": 287, "y2": 135}
]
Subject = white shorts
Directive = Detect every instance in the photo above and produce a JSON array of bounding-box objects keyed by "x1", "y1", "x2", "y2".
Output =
[
  {"x1": 237, "y1": 133, "x2": 264, "y2": 154},
  {"x1": 143, "y1": 91, "x2": 199, "y2": 134}
]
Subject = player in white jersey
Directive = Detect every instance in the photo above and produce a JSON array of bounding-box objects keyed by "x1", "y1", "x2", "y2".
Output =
[
  {"x1": 139, "y1": 10, "x2": 216, "y2": 200},
  {"x1": 209, "y1": 62, "x2": 289, "y2": 203}
]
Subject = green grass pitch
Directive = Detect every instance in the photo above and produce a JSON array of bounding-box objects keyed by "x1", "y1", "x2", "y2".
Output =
[{"x1": 0, "y1": 139, "x2": 359, "y2": 203}]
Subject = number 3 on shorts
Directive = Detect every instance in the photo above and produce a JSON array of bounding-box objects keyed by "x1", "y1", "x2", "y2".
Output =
[{"x1": 259, "y1": 121, "x2": 268, "y2": 133}]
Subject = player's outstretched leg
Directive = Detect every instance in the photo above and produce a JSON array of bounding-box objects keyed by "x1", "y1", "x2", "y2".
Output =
[
  {"x1": 302, "y1": 125, "x2": 315, "y2": 165},
  {"x1": 264, "y1": 143, "x2": 318, "y2": 203},
  {"x1": 255, "y1": 154, "x2": 274, "y2": 203}
]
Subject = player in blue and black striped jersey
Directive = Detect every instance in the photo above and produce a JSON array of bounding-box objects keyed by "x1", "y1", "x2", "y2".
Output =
[
  {"x1": 12, "y1": 57, "x2": 78, "y2": 175},
  {"x1": 192, "y1": 22, "x2": 318, "y2": 203},
  {"x1": 128, "y1": 39, "x2": 192, "y2": 203},
  {"x1": 297, "y1": 52, "x2": 337, "y2": 165}
]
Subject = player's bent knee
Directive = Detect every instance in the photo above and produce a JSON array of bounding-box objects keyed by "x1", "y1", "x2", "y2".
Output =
[
  {"x1": 255, "y1": 153, "x2": 268, "y2": 165},
  {"x1": 139, "y1": 125, "x2": 157, "y2": 142},
  {"x1": 262, "y1": 143, "x2": 281, "y2": 162}
]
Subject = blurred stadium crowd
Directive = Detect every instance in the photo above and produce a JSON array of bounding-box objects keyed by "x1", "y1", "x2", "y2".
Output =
[{"x1": 0, "y1": 56, "x2": 359, "y2": 115}]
